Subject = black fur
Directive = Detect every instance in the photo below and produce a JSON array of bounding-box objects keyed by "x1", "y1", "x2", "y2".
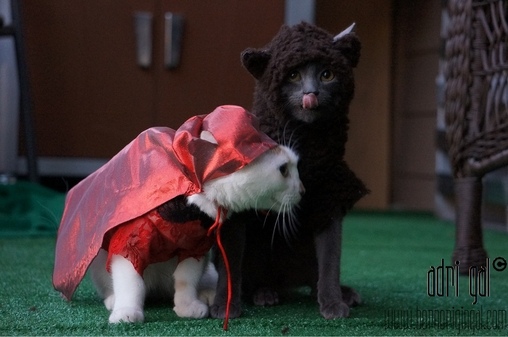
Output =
[
  {"x1": 211, "y1": 22, "x2": 368, "y2": 319},
  {"x1": 157, "y1": 195, "x2": 214, "y2": 229}
]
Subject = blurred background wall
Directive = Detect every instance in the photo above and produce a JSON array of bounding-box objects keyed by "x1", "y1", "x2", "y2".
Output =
[{"x1": 2, "y1": 1, "x2": 471, "y2": 219}]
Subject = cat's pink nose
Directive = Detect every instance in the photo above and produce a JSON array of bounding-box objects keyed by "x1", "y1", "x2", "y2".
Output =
[{"x1": 302, "y1": 93, "x2": 319, "y2": 109}]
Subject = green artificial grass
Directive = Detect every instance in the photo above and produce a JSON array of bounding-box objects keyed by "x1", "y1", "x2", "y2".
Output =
[{"x1": 1, "y1": 183, "x2": 507, "y2": 335}]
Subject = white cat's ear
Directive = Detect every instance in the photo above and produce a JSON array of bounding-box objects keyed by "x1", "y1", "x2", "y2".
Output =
[
  {"x1": 200, "y1": 130, "x2": 218, "y2": 144},
  {"x1": 333, "y1": 22, "x2": 356, "y2": 41}
]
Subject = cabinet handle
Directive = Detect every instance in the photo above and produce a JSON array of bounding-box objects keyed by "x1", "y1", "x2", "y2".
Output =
[
  {"x1": 164, "y1": 12, "x2": 184, "y2": 69},
  {"x1": 133, "y1": 11, "x2": 153, "y2": 68}
]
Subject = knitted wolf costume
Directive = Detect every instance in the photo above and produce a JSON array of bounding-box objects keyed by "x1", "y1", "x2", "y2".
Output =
[{"x1": 211, "y1": 22, "x2": 369, "y2": 319}]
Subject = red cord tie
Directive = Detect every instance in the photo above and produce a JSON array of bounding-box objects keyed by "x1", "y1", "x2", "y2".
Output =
[{"x1": 207, "y1": 206, "x2": 231, "y2": 331}]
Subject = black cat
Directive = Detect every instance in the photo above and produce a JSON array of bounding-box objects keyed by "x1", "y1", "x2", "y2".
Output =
[{"x1": 211, "y1": 22, "x2": 369, "y2": 319}]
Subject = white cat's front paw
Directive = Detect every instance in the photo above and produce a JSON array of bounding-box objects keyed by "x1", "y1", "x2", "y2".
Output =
[
  {"x1": 109, "y1": 307, "x2": 144, "y2": 323},
  {"x1": 104, "y1": 294, "x2": 115, "y2": 311},
  {"x1": 174, "y1": 300, "x2": 209, "y2": 318}
]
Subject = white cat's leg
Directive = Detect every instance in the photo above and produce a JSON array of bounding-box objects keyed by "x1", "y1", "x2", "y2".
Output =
[
  {"x1": 198, "y1": 261, "x2": 218, "y2": 305},
  {"x1": 173, "y1": 257, "x2": 209, "y2": 318},
  {"x1": 108, "y1": 254, "x2": 146, "y2": 323},
  {"x1": 89, "y1": 249, "x2": 115, "y2": 310}
]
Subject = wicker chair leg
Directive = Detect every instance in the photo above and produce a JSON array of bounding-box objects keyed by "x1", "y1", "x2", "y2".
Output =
[{"x1": 452, "y1": 177, "x2": 488, "y2": 275}]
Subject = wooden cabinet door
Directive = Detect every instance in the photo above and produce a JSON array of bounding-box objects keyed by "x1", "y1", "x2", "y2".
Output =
[
  {"x1": 22, "y1": 1, "x2": 284, "y2": 159},
  {"x1": 154, "y1": 0, "x2": 285, "y2": 127},
  {"x1": 23, "y1": 0, "x2": 156, "y2": 157}
]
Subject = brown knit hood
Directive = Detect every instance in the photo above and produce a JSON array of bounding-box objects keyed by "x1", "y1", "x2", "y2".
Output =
[{"x1": 241, "y1": 22, "x2": 361, "y2": 126}]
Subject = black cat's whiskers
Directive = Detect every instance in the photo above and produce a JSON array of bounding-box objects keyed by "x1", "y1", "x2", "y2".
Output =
[
  {"x1": 280, "y1": 120, "x2": 292, "y2": 148},
  {"x1": 280, "y1": 115, "x2": 302, "y2": 151}
]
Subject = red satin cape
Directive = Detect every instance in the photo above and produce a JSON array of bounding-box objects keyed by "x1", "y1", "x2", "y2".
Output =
[{"x1": 53, "y1": 105, "x2": 277, "y2": 300}]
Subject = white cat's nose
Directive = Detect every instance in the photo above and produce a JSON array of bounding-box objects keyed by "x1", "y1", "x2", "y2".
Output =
[{"x1": 299, "y1": 182, "x2": 306, "y2": 196}]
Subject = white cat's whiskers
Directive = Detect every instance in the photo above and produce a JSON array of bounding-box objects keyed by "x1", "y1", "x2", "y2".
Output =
[
  {"x1": 287, "y1": 205, "x2": 300, "y2": 242},
  {"x1": 271, "y1": 203, "x2": 284, "y2": 247},
  {"x1": 280, "y1": 205, "x2": 290, "y2": 244},
  {"x1": 284, "y1": 202, "x2": 300, "y2": 244},
  {"x1": 269, "y1": 197, "x2": 300, "y2": 248},
  {"x1": 280, "y1": 203, "x2": 295, "y2": 245},
  {"x1": 261, "y1": 199, "x2": 278, "y2": 230}
]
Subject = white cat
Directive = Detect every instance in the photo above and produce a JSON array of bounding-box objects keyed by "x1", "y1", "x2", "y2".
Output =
[{"x1": 89, "y1": 136, "x2": 303, "y2": 324}]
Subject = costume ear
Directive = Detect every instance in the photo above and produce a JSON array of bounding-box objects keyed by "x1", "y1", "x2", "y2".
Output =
[
  {"x1": 241, "y1": 48, "x2": 271, "y2": 79},
  {"x1": 333, "y1": 22, "x2": 356, "y2": 41},
  {"x1": 200, "y1": 130, "x2": 218, "y2": 144},
  {"x1": 333, "y1": 23, "x2": 361, "y2": 68}
]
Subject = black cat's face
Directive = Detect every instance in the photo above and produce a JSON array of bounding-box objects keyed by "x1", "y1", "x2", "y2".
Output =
[{"x1": 280, "y1": 62, "x2": 339, "y2": 123}]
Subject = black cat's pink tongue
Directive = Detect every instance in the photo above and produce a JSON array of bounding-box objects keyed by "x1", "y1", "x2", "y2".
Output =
[{"x1": 302, "y1": 93, "x2": 319, "y2": 109}]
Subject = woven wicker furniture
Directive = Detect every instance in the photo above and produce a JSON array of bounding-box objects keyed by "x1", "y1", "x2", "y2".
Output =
[{"x1": 444, "y1": 0, "x2": 508, "y2": 273}]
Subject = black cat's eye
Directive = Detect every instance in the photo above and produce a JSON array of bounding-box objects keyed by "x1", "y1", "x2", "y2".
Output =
[
  {"x1": 279, "y1": 163, "x2": 289, "y2": 177},
  {"x1": 320, "y1": 70, "x2": 335, "y2": 82},
  {"x1": 288, "y1": 71, "x2": 301, "y2": 82}
]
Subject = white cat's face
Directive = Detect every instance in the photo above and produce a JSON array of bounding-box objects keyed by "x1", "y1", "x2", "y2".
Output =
[
  {"x1": 189, "y1": 145, "x2": 304, "y2": 217},
  {"x1": 232, "y1": 145, "x2": 304, "y2": 212}
]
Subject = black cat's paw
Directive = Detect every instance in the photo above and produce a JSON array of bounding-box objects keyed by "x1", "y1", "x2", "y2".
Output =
[
  {"x1": 253, "y1": 287, "x2": 279, "y2": 306},
  {"x1": 209, "y1": 303, "x2": 242, "y2": 319},
  {"x1": 341, "y1": 285, "x2": 361, "y2": 307},
  {"x1": 319, "y1": 300, "x2": 350, "y2": 319}
]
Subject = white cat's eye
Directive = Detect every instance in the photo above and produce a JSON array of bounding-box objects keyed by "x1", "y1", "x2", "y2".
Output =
[
  {"x1": 279, "y1": 163, "x2": 289, "y2": 177},
  {"x1": 288, "y1": 71, "x2": 301, "y2": 82},
  {"x1": 320, "y1": 70, "x2": 335, "y2": 82}
]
